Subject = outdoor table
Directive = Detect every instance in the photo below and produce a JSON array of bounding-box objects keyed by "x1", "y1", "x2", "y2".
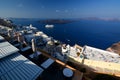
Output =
[{"x1": 63, "y1": 68, "x2": 73, "y2": 77}]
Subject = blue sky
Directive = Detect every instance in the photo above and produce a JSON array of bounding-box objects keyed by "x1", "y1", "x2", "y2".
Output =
[{"x1": 0, "y1": 0, "x2": 120, "y2": 18}]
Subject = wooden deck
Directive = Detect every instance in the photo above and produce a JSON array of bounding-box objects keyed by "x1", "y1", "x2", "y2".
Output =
[{"x1": 37, "y1": 48, "x2": 83, "y2": 80}]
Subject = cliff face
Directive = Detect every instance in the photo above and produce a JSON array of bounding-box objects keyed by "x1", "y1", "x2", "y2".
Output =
[
  {"x1": 0, "y1": 18, "x2": 16, "y2": 28},
  {"x1": 106, "y1": 42, "x2": 120, "y2": 55}
]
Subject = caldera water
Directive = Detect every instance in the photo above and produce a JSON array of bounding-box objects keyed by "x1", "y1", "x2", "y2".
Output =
[{"x1": 11, "y1": 18, "x2": 120, "y2": 50}]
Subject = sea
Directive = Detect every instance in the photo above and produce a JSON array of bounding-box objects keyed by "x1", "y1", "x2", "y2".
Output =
[{"x1": 11, "y1": 18, "x2": 120, "y2": 50}]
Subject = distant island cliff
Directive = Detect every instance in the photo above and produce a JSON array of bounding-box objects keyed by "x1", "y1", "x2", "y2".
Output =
[
  {"x1": 38, "y1": 19, "x2": 77, "y2": 24},
  {"x1": 38, "y1": 18, "x2": 120, "y2": 24},
  {"x1": 79, "y1": 17, "x2": 120, "y2": 22},
  {"x1": 106, "y1": 42, "x2": 120, "y2": 55}
]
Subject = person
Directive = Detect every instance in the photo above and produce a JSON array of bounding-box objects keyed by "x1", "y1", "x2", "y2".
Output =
[{"x1": 17, "y1": 33, "x2": 27, "y2": 49}]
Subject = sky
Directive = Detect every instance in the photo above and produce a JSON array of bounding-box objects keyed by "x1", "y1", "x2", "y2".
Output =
[{"x1": 0, "y1": 0, "x2": 120, "y2": 18}]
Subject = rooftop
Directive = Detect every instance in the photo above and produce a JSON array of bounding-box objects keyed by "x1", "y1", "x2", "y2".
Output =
[
  {"x1": 0, "y1": 41, "x2": 19, "y2": 59},
  {"x1": 0, "y1": 35, "x2": 44, "y2": 80},
  {"x1": 0, "y1": 53, "x2": 43, "y2": 80},
  {"x1": 83, "y1": 46, "x2": 120, "y2": 63}
]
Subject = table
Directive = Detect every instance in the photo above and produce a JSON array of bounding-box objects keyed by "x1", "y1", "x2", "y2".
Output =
[{"x1": 63, "y1": 68, "x2": 73, "y2": 77}]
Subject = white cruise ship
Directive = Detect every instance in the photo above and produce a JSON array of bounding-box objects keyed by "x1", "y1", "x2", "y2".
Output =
[{"x1": 45, "y1": 24, "x2": 54, "y2": 28}]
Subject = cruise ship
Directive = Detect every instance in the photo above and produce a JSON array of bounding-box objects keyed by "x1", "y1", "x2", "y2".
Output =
[
  {"x1": 45, "y1": 24, "x2": 54, "y2": 28},
  {"x1": 0, "y1": 23, "x2": 120, "y2": 80}
]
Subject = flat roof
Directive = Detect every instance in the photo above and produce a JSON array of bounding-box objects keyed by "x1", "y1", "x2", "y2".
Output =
[
  {"x1": 0, "y1": 41, "x2": 19, "y2": 59},
  {"x1": 0, "y1": 53, "x2": 44, "y2": 80},
  {"x1": 83, "y1": 46, "x2": 120, "y2": 63},
  {"x1": 0, "y1": 36, "x2": 4, "y2": 41}
]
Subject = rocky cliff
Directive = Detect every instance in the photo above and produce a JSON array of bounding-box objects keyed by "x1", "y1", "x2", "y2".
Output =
[
  {"x1": 0, "y1": 18, "x2": 16, "y2": 28},
  {"x1": 106, "y1": 42, "x2": 120, "y2": 55}
]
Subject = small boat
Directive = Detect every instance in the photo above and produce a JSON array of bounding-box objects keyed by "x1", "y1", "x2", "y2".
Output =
[{"x1": 45, "y1": 24, "x2": 54, "y2": 28}]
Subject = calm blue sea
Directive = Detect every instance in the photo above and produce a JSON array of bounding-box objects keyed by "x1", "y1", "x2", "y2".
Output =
[{"x1": 11, "y1": 18, "x2": 120, "y2": 50}]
